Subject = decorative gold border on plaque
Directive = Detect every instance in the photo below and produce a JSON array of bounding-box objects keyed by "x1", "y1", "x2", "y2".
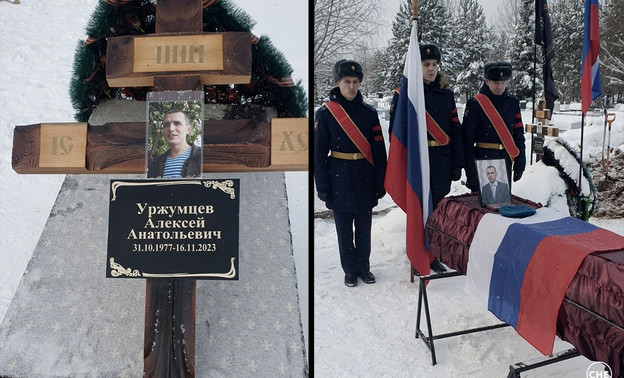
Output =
[
  {"x1": 141, "y1": 257, "x2": 237, "y2": 279},
  {"x1": 110, "y1": 180, "x2": 236, "y2": 201},
  {"x1": 109, "y1": 180, "x2": 238, "y2": 279},
  {"x1": 203, "y1": 180, "x2": 236, "y2": 199},
  {"x1": 109, "y1": 258, "x2": 141, "y2": 277}
]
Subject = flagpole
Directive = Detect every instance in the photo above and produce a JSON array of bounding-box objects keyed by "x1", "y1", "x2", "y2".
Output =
[
  {"x1": 531, "y1": 44, "x2": 537, "y2": 165},
  {"x1": 578, "y1": 113, "x2": 585, "y2": 215},
  {"x1": 532, "y1": 1, "x2": 539, "y2": 166},
  {"x1": 385, "y1": 0, "x2": 435, "y2": 278},
  {"x1": 578, "y1": 0, "x2": 602, "y2": 218},
  {"x1": 532, "y1": 45, "x2": 536, "y2": 126}
]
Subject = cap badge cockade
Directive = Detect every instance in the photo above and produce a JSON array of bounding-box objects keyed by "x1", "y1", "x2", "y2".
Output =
[
  {"x1": 351, "y1": 65, "x2": 355, "y2": 71},
  {"x1": 426, "y1": 48, "x2": 431, "y2": 53},
  {"x1": 500, "y1": 71, "x2": 503, "y2": 77}
]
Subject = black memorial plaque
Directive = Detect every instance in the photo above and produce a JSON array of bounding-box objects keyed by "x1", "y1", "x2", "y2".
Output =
[
  {"x1": 533, "y1": 135, "x2": 545, "y2": 155},
  {"x1": 106, "y1": 179, "x2": 239, "y2": 279}
]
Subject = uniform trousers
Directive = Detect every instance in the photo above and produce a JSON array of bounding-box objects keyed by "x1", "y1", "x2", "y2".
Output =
[{"x1": 333, "y1": 209, "x2": 372, "y2": 275}]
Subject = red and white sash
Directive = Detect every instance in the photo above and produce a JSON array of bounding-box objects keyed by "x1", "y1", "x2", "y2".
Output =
[
  {"x1": 474, "y1": 93, "x2": 520, "y2": 160},
  {"x1": 325, "y1": 101, "x2": 374, "y2": 165}
]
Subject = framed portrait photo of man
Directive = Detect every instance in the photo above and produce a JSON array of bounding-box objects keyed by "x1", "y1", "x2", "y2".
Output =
[
  {"x1": 146, "y1": 91, "x2": 204, "y2": 179},
  {"x1": 475, "y1": 158, "x2": 512, "y2": 208}
]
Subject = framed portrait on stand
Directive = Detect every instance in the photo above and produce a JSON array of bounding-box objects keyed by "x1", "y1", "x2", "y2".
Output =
[{"x1": 475, "y1": 158, "x2": 512, "y2": 208}]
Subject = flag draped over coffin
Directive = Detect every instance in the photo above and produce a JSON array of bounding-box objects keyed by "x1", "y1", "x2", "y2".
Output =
[
  {"x1": 581, "y1": 0, "x2": 601, "y2": 115},
  {"x1": 466, "y1": 208, "x2": 624, "y2": 355},
  {"x1": 384, "y1": 20, "x2": 434, "y2": 277}
]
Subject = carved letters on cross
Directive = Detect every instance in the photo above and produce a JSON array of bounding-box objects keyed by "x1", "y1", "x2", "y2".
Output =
[
  {"x1": 106, "y1": 33, "x2": 252, "y2": 87},
  {"x1": 11, "y1": 0, "x2": 308, "y2": 175}
]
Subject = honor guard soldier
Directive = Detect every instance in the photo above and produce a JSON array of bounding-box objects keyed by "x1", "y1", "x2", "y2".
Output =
[
  {"x1": 314, "y1": 59, "x2": 387, "y2": 287},
  {"x1": 462, "y1": 61, "x2": 526, "y2": 192},
  {"x1": 389, "y1": 43, "x2": 463, "y2": 273},
  {"x1": 390, "y1": 43, "x2": 464, "y2": 209}
]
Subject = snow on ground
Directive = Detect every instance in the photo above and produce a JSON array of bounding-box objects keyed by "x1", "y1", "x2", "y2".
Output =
[
  {"x1": 0, "y1": 0, "x2": 95, "y2": 325},
  {"x1": 0, "y1": 0, "x2": 309, "y2": 359},
  {"x1": 314, "y1": 105, "x2": 624, "y2": 377}
]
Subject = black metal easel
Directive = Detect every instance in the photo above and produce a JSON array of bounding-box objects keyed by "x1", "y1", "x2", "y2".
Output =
[
  {"x1": 506, "y1": 348, "x2": 579, "y2": 378},
  {"x1": 413, "y1": 270, "x2": 583, "y2": 377},
  {"x1": 414, "y1": 270, "x2": 510, "y2": 366}
]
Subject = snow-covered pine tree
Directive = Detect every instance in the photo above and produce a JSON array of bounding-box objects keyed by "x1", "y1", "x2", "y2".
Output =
[
  {"x1": 418, "y1": 0, "x2": 456, "y2": 84},
  {"x1": 549, "y1": 0, "x2": 583, "y2": 103},
  {"x1": 452, "y1": 0, "x2": 492, "y2": 99},
  {"x1": 505, "y1": 0, "x2": 537, "y2": 101},
  {"x1": 70, "y1": 0, "x2": 307, "y2": 122},
  {"x1": 383, "y1": 0, "x2": 456, "y2": 91},
  {"x1": 417, "y1": 0, "x2": 452, "y2": 50},
  {"x1": 365, "y1": 49, "x2": 392, "y2": 95},
  {"x1": 313, "y1": 61, "x2": 334, "y2": 105},
  {"x1": 601, "y1": 0, "x2": 624, "y2": 104},
  {"x1": 383, "y1": 0, "x2": 412, "y2": 92}
]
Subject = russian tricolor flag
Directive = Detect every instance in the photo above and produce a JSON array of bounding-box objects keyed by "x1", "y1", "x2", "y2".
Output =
[
  {"x1": 466, "y1": 208, "x2": 624, "y2": 354},
  {"x1": 581, "y1": 0, "x2": 601, "y2": 115},
  {"x1": 384, "y1": 20, "x2": 435, "y2": 277}
]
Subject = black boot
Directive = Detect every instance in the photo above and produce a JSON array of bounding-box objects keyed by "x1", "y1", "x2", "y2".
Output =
[
  {"x1": 344, "y1": 273, "x2": 358, "y2": 287},
  {"x1": 358, "y1": 271, "x2": 376, "y2": 284},
  {"x1": 430, "y1": 258, "x2": 447, "y2": 273}
]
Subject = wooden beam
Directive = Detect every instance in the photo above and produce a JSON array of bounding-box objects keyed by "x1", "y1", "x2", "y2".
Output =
[
  {"x1": 155, "y1": 0, "x2": 202, "y2": 33},
  {"x1": 143, "y1": 66, "x2": 202, "y2": 377},
  {"x1": 12, "y1": 123, "x2": 88, "y2": 174},
  {"x1": 269, "y1": 118, "x2": 309, "y2": 171},
  {"x1": 134, "y1": 35, "x2": 224, "y2": 72},
  {"x1": 12, "y1": 118, "x2": 307, "y2": 174},
  {"x1": 153, "y1": 75, "x2": 202, "y2": 91},
  {"x1": 87, "y1": 118, "x2": 271, "y2": 171},
  {"x1": 534, "y1": 109, "x2": 552, "y2": 120},
  {"x1": 106, "y1": 32, "x2": 252, "y2": 88},
  {"x1": 86, "y1": 122, "x2": 147, "y2": 172},
  {"x1": 525, "y1": 123, "x2": 559, "y2": 137},
  {"x1": 144, "y1": 279, "x2": 196, "y2": 378}
]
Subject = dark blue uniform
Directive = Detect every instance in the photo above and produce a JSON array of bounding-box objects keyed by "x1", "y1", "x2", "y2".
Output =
[
  {"x1": 315, "y1": 87, "x2": 387, "y2": 275},
  {"x1": 389, "y1": 73, "x2": 464, "y2": 208},
  {"x1": 462, "y1": 83, "x2": 526, "y2": 192}
]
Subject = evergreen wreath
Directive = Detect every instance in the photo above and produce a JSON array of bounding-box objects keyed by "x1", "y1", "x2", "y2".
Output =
[
  {"x1": 541, "y1": 138, "x2": 597, "y2": 220},
  {"x1": 70, "y1": 0, "x2": 307, "y2": 122}
]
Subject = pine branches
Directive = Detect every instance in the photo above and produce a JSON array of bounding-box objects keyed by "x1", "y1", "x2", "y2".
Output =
[{"x1": 69, "y1": 0, "x2": 307, "y2": 122}]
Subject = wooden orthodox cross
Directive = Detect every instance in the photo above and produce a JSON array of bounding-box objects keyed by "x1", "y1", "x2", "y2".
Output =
[
  {"x1": 11, "y1": 4, "x2": 307, "y2": 174},
  {"x1": 525, "y1": 100, "x2": 559, "y2": 162},
  {"x1": 11, "y1": 0, "x2": 307, "y2": 376}
]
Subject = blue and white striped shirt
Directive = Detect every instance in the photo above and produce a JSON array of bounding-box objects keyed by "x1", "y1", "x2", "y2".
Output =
[{"x1": 163, "y1": 148, "x2": 192, "y2": 178}]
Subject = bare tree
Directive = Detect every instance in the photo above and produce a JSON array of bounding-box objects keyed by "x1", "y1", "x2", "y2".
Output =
[
  {"x1": 492, "y1": 0, "x2": 520, "y2": 36},
  {"x1": 314, "y1": 0, "x2": 381, "y2": 102}
]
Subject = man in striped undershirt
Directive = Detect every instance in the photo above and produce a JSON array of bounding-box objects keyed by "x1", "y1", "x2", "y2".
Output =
[{"x1": 148, "y1": 108, "x2": 202, "y2": 178}]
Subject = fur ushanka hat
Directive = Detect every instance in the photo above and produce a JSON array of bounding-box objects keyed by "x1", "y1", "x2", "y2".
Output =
[
  {"x1": 333, "y1": 59, "x2": 363, "y2": 82},
  {"x1": 484, "y1": 61, "x2": 512, "y2": 81},
  {"x1": 420, "y1": 43, "x2": 441, "y2": 62}
]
